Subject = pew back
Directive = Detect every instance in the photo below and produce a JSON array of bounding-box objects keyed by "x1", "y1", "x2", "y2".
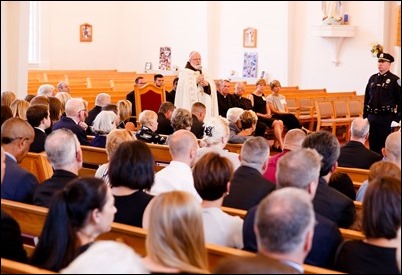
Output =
[{"x1": 1, "y1": 199, "x2": 343, "y2": 274}]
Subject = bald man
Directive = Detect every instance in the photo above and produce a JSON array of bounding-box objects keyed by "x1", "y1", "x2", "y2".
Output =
[
  {"x1": 53, "y1": 98, "x2": 90, "y2": 145},
  {"x1": 263, "y1": 128, "x2": 306, "y2": 183},
  {"x1": 175, "y1": 51, "x2": 219, "y2": 121},
  {"x1": 1, "y1": 118, "x2": 38, "y2": 204},
  {"x1": 150, "y1": 129, "x2": 201, "y2": 202},
  {"x1": 1, "y1": 146, "x2": 28, "y2": 262}
]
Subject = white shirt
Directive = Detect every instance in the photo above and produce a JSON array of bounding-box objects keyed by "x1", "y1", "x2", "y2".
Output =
[
  {"x1": 150, "y1": 160, "x2": 201, "y2": 202},
  {"x1": 202, "y1": 207, "x2": 244, "y2": 249}
]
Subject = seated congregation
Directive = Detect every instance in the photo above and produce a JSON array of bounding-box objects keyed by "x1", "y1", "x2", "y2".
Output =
[{"x1": 1, "y1": 75, "x2": 401, "y2": 274}]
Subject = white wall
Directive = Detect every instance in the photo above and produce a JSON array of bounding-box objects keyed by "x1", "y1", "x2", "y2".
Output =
[{"x1": 1, "y1": 1, "x2": 400, "y2": 98}]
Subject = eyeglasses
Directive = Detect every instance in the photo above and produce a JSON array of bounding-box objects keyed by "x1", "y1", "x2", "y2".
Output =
[
  {"x1": 78, "y1": 109, "x2": 87, "y2": 114},
  {"x1": 1, "y1": 136, "x2": 27, "y2": 144}
]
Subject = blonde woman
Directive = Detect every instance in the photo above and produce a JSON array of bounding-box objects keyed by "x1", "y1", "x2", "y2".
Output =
[
  {"x1": 55, "y1": 92, "x2": 72, "y2": 116},
  {"x1": 10, "y1": 99, "x2": 30, "y2": 120},
  {"x1": 95, "y1": 129, "x2": 135, "y2": 186},
  {"x1": 1, "y1": 91, "x2": 17, "y2": 107},
  {"x1": 197, "y1": 116, "x2": 241, "y2": 170},
  {"x1": 267, "y1": 80, "x2": 302, "y2": 130},
  {"x1": 247, "y1": 79, "x2": 284, "y2": 151},
  {"x1": 143, "y1": 191, "x2": 209, "y2": 274},
  {"x1": 116, "y1": 99, "x2": 135, "y2": 131},
  {"x1": 135, "y1": 110, "x2": 166, "y2": 144}
]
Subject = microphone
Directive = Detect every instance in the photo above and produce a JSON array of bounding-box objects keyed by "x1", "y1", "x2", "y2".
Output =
[{"x1": 198, "y1": 65, "x2": 202, "y2": 74}]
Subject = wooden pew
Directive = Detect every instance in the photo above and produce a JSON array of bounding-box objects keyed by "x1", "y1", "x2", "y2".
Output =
[
  {"x1": 19, "y1": 152, "x2": 53, "y2": 183},
  {"x1": 224, "y1": 143, "x2": 242, "y2": 154},
  {"x1": 1, "y1": 258, "x2": 56, "y2": 274},
  {"x1": 80, "y1": 143, "x2": 172, "y2": 176},
  {"x1": 147, "y1": 143, "x2": 172, "y2": 165},
  {"x1": 79, "y1": 145, "x2": 108, "y2": 177},
  {"x1": 1, "y1": 199, "x2": 343, "y2": 274},
  {"x1": 221, "y1": 205, "x2": 364, "y2": 241},
  {"x1": 336, "y1": 166, "x2": 369, "y2": 183},
  {"x1": 336, "y1": 166, "x2": 369, "y2": 192}
]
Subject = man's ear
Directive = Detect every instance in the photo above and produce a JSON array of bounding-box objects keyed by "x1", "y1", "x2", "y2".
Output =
[
  {"x1": 381, "y1": 147, "x2": 387, "y2": 158},
  {"x1": 330, "y1": 161, "x2": 338, "y2": 173}
]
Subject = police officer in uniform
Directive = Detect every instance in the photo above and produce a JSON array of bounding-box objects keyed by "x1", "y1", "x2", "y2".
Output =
[{"x1": 363, "y1": 53, "x2": 401, "y2": 154}]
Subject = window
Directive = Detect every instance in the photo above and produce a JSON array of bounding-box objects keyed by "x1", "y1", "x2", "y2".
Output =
[{"x1": 28, "y1": 1, "x2": 39, "y2": 64}]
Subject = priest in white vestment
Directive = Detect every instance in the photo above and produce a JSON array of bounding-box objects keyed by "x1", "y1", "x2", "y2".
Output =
[{"x1": 175, "y1": 51, "x2": 219, "y2": 121}]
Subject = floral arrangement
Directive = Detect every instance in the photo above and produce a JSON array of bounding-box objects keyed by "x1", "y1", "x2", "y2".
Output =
[{"x1": 370, "y1": 43, "x2": 383, "y2": 57}]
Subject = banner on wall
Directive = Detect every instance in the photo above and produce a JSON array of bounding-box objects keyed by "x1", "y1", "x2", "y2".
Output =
[
  {"x1": 242, "y1": 52, "x2": 258, "y2": 78},
  {"x1": 159, "y1": 47, "x2": 172, "y2": 70}
]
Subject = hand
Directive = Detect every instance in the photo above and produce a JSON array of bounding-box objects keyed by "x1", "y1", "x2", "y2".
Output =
[
  {"x1": 200, "y1": 79, "x2": 209, "y2": 87},
  {"x1": 78, "y1": 121, "x2": 88, "y2": 131},
  {"x1": 196, "y1": 74, "x2": 204, "y2": 84}
]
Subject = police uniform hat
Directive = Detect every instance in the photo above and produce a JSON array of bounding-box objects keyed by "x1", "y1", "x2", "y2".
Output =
[{"x1": 377, "y1": 52, "x2": 394, "y2": 63}]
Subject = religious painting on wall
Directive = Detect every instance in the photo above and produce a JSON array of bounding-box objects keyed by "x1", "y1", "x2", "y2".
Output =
[
  {"x1": 243, "y1": 27, "x2": 257, "y2": 48},
  {"x1": 243, "y1": 52, "x2": 258, "y2": 78},
  {"x1": 159, "y1": 46, "x2": 172, "y2": 70},
  {"x1": 80, "y1": 23, "x2": 92, "y2": 42}
]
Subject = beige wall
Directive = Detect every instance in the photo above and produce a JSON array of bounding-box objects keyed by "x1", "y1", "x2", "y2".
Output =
[{"x1": 1, "y1": 1, "x2": 400, "y2": 99}]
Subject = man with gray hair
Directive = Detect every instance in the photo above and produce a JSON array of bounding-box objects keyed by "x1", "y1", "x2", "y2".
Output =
[
  {"x1": 338, "y1": 117, "x2": 382, "y2": 169},
  {"x1": 215, "y1": 188, "x2": 315, "y2": 274},
  {"x1": 33, "y1": 129, "x2": 82, "y2": 207},
  {"x1": 85, "y1": 92, "x2": 111, "y2": 129},
  {"x1": 302, "y1": 131, "x2": 356, "y2": 228},
  {"x1": 37, "y1": 84, "x2": 55, "y2": 97},
  {"x1": 57, "y1": 81, "x2": 70, "y2": 93},
  {"x1": 223, "y1": 136, "x2": 275, "y2": 210},
  {"x1": 244, "y1": 148, "x2": 343, "y2": 268},
  {"x1": 53, "y1": 98, "x2": 90, "y2": 145}
]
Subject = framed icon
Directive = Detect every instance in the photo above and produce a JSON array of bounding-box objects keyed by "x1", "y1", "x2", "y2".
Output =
[
  {"x1": 80, "y1": 23, "x2": 92, "y2": 42},
  {"x1": 243, "y1": 27, "x2": 257, "y2": 48},
  {"x1": 145, "y1": 62, "x2": 152, "y2": 71}
]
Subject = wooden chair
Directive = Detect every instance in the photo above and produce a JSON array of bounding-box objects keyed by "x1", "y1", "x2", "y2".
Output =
[
  {"x1": 315, "y1": 101, "x2": 352, "y2": 137},
  {"x1": 348, "y1": 99, "x2": 363, "y2": 118},
  {"x1": 19, "y1": 152, "x2": 53, "y2": 183},
  {"x1": 298, "y1": 97, "x2": 316, "y2": 131},
  {"x1": 134, "y1": 83, "x2": 166, "y2": 117}
]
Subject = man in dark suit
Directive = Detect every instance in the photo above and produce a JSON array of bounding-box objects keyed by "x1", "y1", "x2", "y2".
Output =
[
  {"x1": 27, "y1": 104, "x2": 51, "y2": 153},
  {"x1": 223, "y1": 136, "x2": 275, "y2": 210},
  {"x1": 53, "y1": 98, "x2": 90, "y2": 145},
  {"x1": 155, "y1": 102, "x2": 175, "y2": 135},
  {"x1": 33, "y1": 129, "x2": 81, "y2": 207},
  {"x1": 126, "y1": 76, "x2": 146, "y2": 122},
  {"x1": 216, "y1": 188, "x2": 315, "y2": 274},
  {"x1": 85, "y1": 93, "x2": 111, "y2": 135},
  {"x1": 1, "y1": 118, "x2": 39, "y2": 204},
  {"x1": 231, "y1": 82, "x2": 253, "y2": 110},
  {"x1": 243, "y1": 148, "x2": 343, "y2": 268},
  {"x1": 166, "y1": 77, "x2": 178, "y2": 104},
  {"x1": 1, "y1": 146, "x2": 28, "y2": 263},
  {"x1": 216, "y1": 79, "x2": 235, "y2": 117},
  {"x1": 302, "y1": 130, "x2": 356, "y2": 228},
  {"x1": 190, "y1": 102, "x2": 206, "y2": 139},
  {"x1": 338, "y1": 117, "x2": 382, "y2": 169}
]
